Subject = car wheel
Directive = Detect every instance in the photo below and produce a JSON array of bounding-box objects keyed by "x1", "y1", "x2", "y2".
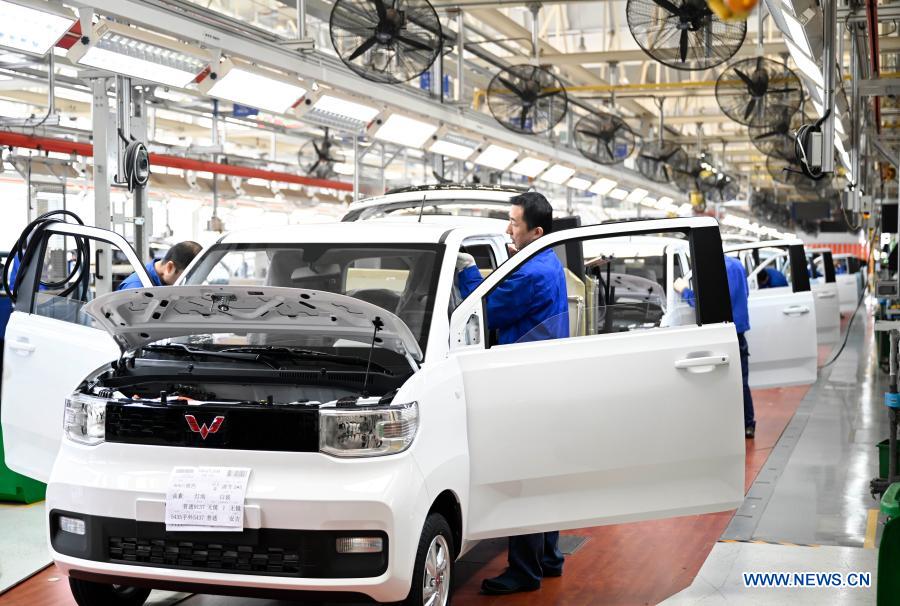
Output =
[
  {"x1": 69, "y1": 578, "x2": 152, "y2": 606},
  {"x1": 404, "y1": 512, "x2": 454, "y2": 606}
]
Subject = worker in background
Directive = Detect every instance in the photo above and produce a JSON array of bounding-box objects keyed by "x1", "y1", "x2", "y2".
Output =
[
  {"x1": 118, "y1": 241, "x2": 202, "y2": 290},
  {"x1": 757, "y1": 266, "x2": 788, "y2": 289},
  {"x1": 674, "y1": 255, "x2": 755, "y2": 439},
  {"x1": 455, "y1": 192, "x2": 568, "y2": 595}
]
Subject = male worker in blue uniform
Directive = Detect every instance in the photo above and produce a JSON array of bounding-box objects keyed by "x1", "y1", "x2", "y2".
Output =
[
  {"x1": 757, "y1": 266, "x2": 788, "y2": 289},
  {"x1": 455, "y1": 191, "x2": 569, "y2": 595},
  {"x1": 675, "y1": 255, "x2": 755, "y2": 438},
  {"x1": 118, "y1": 241, "x2": 202, "y2": 290}
]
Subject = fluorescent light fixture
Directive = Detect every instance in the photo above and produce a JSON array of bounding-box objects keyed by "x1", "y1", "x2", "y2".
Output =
[
  {"x1": 510, "y1": 157, "x2": 550, "y2": 178},
  {"x1": 567, "y1": 177, "x2": 592, "y2": 191},
  {"x1": 539, "y1": 164, "x2": 576, "y2": 185},
  {"x1": 642, "y1": 197, "x2": 657, "y2": 206},
  {"x1": 785, "y1": 38, "x2": 824, "y2": 88},
  {"x1": 371, "y1": 113, "x2": 438, "y2": 148},
  {"x1": 625, "y1": 188, "x2": 649, "y2": 203},
  {"x1": 782, "y1": 10, "x2": 812, "y2": 57},
  {"x1": 427, "y1": 131, "x2": 480, "y2": 160},
  {"x1": 679, "y1": 203, "x2": 694, "y2": 214},
  {"x1": 658, "y1": 196, "x2": 674, "y2": 206},
  {"x1": 68, "y1": 21, "x2": 209, "y2": 88},
  {"x1": 590, "y1": 178, "x2": 617, "y2": 195},
  {"x1": 0, "y1": 0, "x2": 75, "y2": 56},
  {"x1": 608, "y1": 188, "x2": 629, "y2": 200},
  {"x1": 474, "y1": 144, "x2": 517, "y2": 170},
  {"x1": 200, "y1": 58, "x2": 307, "y2": 114},
  {"x1": 312, "y1": 94, "x2": 380, "y2": 123}
]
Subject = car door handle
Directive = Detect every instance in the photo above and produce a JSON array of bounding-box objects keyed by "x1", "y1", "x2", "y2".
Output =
[
  {"x1": 675, "y1": 355, "x2": 729, "y2": 371},
  {"x1": 8, "y1": 339, "x2": 35, "y2": 355},
  {"x1": 817, "y1": 292, "x2": 836, "y2": 299},
  {"x1": 783, "y1": 305, "x2": 811, "y2": 316}
]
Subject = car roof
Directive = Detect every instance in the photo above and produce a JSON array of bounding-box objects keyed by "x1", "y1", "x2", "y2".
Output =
[{"x1": 216, "y1": 220, "x2": 501, "y2": 245}]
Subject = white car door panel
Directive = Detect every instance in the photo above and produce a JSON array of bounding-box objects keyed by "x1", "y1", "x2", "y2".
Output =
[
  {"x1": 2, "y1": 314, "x2": 119, "y2": 481},
  {"x1": 725, "y1": 241, "x2": 819, "y2": 388},
  {"x1": 745, "y1": 288, "x2": 818, "y2": 388},
  {"x1": 450, "y1": 217, "x2": 745, "y2": 540},
  {"x1": 836, "y1": 274, "x2": 859, "y2": 314},
  {"x1": 812, "y1": 282, "x2": 840, "y2": 345},
  {"x1": 457, "y1": 324, "x2": 744, "y2": 539},
  {"x1": 1, "y1": 223, "x2": 150, "y2": 482}
]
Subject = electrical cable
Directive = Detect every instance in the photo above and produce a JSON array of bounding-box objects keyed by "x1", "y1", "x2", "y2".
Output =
[
  {"x1": 2, "y1": 210, "x2": 89, "y2": 305},
  {"x1": 820, "y1": 229, "x2": 878, "y2": 368}
]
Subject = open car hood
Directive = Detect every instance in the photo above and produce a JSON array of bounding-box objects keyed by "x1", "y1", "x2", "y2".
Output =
[{"x1": 84, "y1": 285, "x2": 424, "y2": 362}]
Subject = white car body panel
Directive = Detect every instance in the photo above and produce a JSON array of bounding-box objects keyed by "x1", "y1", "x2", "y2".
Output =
[
  {"x1": 724, "y1": 241, "x2": 819, "y2": 388},
  {"x1": 2, "y1": 224, "x2": 152, "y2": 482},
  {"x1": 812, "y1": 281, "x2": 841, "y2": 345},
  {"x1": 836, "y1": 273, "x2": 860, "y2": 314}
]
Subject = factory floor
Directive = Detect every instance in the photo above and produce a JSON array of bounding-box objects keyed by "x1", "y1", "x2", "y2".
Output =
[{"x1": 0, "y1": 310, "x2": 887, "y2": 606}]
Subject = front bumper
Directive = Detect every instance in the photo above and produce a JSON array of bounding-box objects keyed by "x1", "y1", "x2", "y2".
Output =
[{"x1": 47, "y1": 441, "x2": 430, "y2": 602}]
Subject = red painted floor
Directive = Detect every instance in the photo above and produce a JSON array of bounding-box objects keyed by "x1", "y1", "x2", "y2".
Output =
[{"x1": 0, "y1": 384, "x2": 811, "y2": 606}]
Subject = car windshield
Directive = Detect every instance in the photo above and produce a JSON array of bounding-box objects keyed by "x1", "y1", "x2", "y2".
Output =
[{"x1": 183, "y1": 243, "x2": 444, "y2": 353}]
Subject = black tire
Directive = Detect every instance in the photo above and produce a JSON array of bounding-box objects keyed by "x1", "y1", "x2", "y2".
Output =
[
  {"x1": 402, "y1": 513, "x2": 455, "y2": 606},
  {"x1": 69, "y1": 577, "x2": 152, "y2": 606}
]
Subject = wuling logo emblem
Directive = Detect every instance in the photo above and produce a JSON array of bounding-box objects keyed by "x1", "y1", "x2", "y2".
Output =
[{"x1": 184, "y1": 415, "x2": 225, "y2": 440}]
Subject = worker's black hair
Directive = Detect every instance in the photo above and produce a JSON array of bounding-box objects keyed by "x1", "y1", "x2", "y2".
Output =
[
  {"x1": 162, "y1": 241, "x2": 202, "y2": 270},
  {"x1": 510, "y1": 191, "x2": 553, "y2": 235}
]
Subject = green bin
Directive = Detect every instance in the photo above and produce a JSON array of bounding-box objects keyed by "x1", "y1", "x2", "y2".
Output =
[
  {"x1": 878, "y1": 439, "x2": 900, "y2": 480},
  {"x1": 0, "y1": 426, "x2": 45, "y2": 503}
]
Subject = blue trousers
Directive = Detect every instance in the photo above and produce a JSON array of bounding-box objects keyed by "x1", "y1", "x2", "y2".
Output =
[
  {"x1": 507, "y1": 531, "x2": 564, "y2": 584},
  {"x1": 738, "y1": 332, "x2": 755, "y2": 429}
]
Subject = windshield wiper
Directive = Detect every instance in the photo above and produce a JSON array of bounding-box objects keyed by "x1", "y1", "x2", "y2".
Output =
[
  {"x1": 142, "y1": 343, "x2": 279, "y2": 369},
  {"x1": 220, "y1": 346, "x2": 392, "y2": 374}
]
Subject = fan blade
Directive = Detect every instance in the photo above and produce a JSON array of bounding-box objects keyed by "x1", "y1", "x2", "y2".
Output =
[
  {"x1": 754, "y1": 129, "x2": 782, "y2": 140},
  {"x1": 537, "y1": 89, "x2": 563, "y2": 99},
  {"x1": 347, "y1": 36, "x2": 378, "y2": 61},
  {"x1": 743, "y1": 98, "x2": 757, "y2": 121},
  {"x1": 396, "y1": 35, "x2": 433, "y2": 53},
  {"x1": 767, "y1": 87, "x2": 799, "y2": 94},
  {"x1": 519, "y1": 106, "x2": 528, "y2": 130},
  {"x1": 649, "y1": 0, "x2": 682, "y2": 15},
  {"x1": 498, "y1": 76, "x2": 525, "y2": 99},
  {"x1": 371, "y1": 0, "x2": 387, "y2": 21},
  {"x1": 312, "y1": 141, "x2": 321, "y2": 156},
  {"x1": 604, "y1": 140, "x2": 615, "y2": 159},
  {"x1": 679, "y1": 30, "x2": 688, "y2": 63},
  {"x1": 639, "y1": 153, "x2": 663, "y2": 162},
  {"x1": 577, "y1": 129, "x2": 605, "y2": 140},
  {"x1": 733, "y1": 68, "x2": 754, "y2": 89},
  {"x1": 308, "y1": 159, "x2": 321, "y2": 174}
]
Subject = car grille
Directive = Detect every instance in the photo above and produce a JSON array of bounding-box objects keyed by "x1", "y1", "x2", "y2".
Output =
[
  {"x1": 105, "y1": 403, "x2": 319, "y2": 452},
  {"x1": 109, "y1": 536, "x2": 302, "y2": 574}
]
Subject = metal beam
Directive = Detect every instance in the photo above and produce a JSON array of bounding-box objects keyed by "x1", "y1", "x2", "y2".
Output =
[{"x1": 69, "y1": 0, "x2": 677, "y2": 195}]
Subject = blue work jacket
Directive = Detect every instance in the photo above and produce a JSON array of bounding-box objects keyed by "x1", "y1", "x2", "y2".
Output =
[
  {"x1": 682, "y1": 255, "x2": 750, "y2": 334},
  {"x1": 761, "y1": 267, "x2": 789, "y2": 288},
  {"x1": 458, "y1": 248, "x2": 569, "y2": 345},
  {"x1": 118, "y1": 259, "x2": 163, "y2": 291}
]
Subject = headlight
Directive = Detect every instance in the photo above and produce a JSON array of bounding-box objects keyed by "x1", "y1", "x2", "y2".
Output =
[
  {"x1": 319, "y1": 402, "x2": 418, "y2": 458},
  {"x1": 63, "y1": 393, "x2": 107, "y2": 445}
]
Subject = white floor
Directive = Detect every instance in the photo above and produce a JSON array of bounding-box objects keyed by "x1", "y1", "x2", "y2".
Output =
[
  {"x1": 0, "y1": 501, "x2": 50, "y2": 593},
  {"x1": 662, "y1": 541, "x2": 877, "y2": 605}
]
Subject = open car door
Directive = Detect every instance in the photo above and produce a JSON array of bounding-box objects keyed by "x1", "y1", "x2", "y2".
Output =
[
  {"x1": 831, "y1": 254, "x2": 863, "y2": 315},
  {"x1": 1, "y1": 223, "x2": 152, "y2": 481},
  {"x1": 450, "y1": 217, "x2": 744, "y2": 539},
  {"x1": 808, "y1": 250, "x2": 841, "y2": 345},
  {"x1": 724, "y1": 240, "x2": 818, "y2": 389}
]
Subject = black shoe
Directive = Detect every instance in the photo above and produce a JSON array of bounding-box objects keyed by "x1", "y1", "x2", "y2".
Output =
[
  {"x1": 481, "y1": 570, "x2": 541, "y2": 595},
  {"x1": 542, "y1": 566, "x2": 563, "y2": 578},
  {"x1": 745, "y1": 425, "x2": 755, "y2": 439}
]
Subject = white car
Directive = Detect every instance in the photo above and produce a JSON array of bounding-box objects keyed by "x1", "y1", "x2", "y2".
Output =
[
  {"x1": 2, "y1": 216, "x2": 745, "y2": 606},
  {"x1": 824, "y1": 252, "x2": 865, "y2": 315}
]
